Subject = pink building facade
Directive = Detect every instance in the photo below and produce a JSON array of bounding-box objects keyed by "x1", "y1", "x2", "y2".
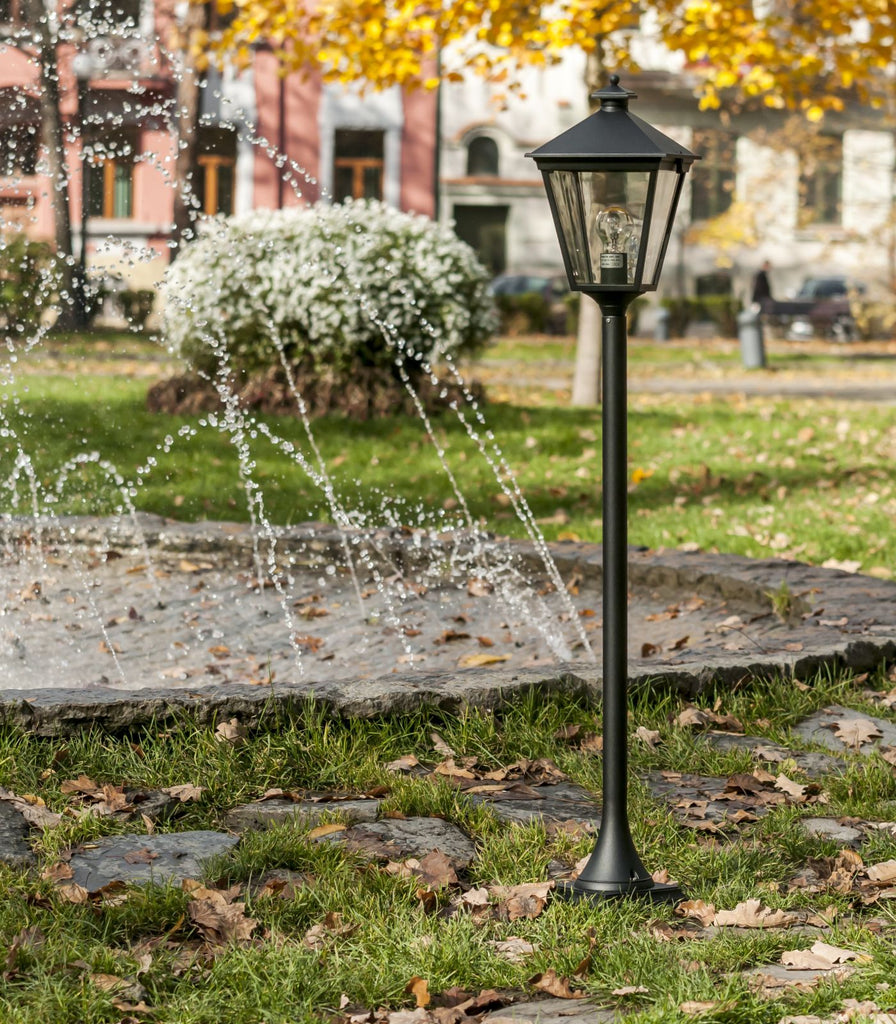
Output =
[{"x1": 0, "y1": 3, "x2": 437, "y2": 288}]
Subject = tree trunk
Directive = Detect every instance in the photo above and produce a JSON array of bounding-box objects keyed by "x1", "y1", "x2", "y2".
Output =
[
  {"x1": 170, "y1": 3, "x2": 207, "y2": 259},
  {"x1": 570, "y1": 46, "x2": 605, "y2": 406},
  {"x1": 22, "y1": 0, "x2": 79, "y2": 329}
]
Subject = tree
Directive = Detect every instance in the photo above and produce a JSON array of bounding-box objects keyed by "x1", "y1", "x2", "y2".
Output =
[{"x1": 207, "y1": 0, "x2": 896, "y2": 402}]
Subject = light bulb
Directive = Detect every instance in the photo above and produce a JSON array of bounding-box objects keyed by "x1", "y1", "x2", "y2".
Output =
[
  {"x1": 594, "y1": 205, "x2": 634, "y2": 285},
  {"x1": 596, "y1": 206, "x2": 633, "y2": 253}
]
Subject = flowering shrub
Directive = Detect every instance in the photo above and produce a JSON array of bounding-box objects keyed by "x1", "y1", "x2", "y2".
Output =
[{"x1": 161, "y1": 199, "x2": 497, "y2": 378}]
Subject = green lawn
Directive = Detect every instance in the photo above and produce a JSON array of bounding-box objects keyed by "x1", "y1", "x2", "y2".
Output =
[
  {"x1": 0, "y1": 673, "x2": 895, "y2": 1023},
  {"x1": 4, "y1": 340, "x2": 896, "y2": 575}
]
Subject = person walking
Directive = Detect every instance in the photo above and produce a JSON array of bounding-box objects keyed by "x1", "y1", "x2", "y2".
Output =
[{"x1": 751, "y1": 260, "x2": 773, "y2": 310}]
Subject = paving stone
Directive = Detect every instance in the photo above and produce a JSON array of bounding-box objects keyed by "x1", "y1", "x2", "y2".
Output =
[
  {"x1": 793, "y1": 705, "x2": 896, "y2": 754},
  {"x1": 643, "y1": 771, "x2": 772, "y2": 826},
  {"x1": 315, "y1": 816, "x2": 476, "y2": 868},
  {"x1": 800, "y1": 817, "x2": 864, "y2": 845},
  {"x1": 66, "y1": 831, "x2": 239, "y2": 892},
  {"x1": 483, "y1": 998, "x2": 620, "y2": 1023},
  {"x1": 698, "y1": 733, "x2": 844, "y2": 777},
  {"x1": 0, "y1": 800, "x2": 35, "y2": 868},
  {"x1": 468, "y1": 782, "x2": 600, "y2": 829},
  {"x1": 226, "y1": 796, "x2": 382, "y2": 831}
]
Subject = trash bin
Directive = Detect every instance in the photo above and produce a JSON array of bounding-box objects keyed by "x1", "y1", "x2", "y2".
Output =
[
  {"x1": 654, "y1": 306, "x2": 670, "y2": 342},
  {"x1": 737, "y1": 306, "x2": 766, "y2": 369}
]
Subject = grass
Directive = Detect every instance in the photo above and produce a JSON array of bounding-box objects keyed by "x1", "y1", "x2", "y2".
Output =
[
  {"x1": 0, "y1": 672, "x2": 895, "y2": 1021},
  {"x1": 5, "y1": 333, "x2": 896, "y2": 574}
]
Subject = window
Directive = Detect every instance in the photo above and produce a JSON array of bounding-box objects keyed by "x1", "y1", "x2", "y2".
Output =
[
  {"x1": 799, "y1": 134, "x2": 842, "y2": 225},
  {"x1": 85, "y1": 134, "x2": 136, "y2": 219},
  {"x1": 195, "y1": 126, "x2": 237, "y2": 216},
  {"x1": 466, "y1": 136, "x2": 499, "y2": 177},
  {"x1": 689, "y1": 129, "x2": 736, "y2": 221},
  {"x1": 0, "y1": 125, "x2": 39, "y2": 177},
  {"x1": 333, "y1": 129, "x2": 384, "y2": 202}
]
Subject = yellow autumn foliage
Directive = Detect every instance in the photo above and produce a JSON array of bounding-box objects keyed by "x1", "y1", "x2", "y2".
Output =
[{"x1": 195, "y1": 0, "x2": 896, "y2": 116}]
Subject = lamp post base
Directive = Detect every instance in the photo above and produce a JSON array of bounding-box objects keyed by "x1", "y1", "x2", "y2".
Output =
[{"x1": 554, "y1": 878, "x2": 686, "y2": 905}]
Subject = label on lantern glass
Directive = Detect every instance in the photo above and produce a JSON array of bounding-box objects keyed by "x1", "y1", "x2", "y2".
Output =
[{"x1": 600, "y1": 253, "x2": 625, "y2": 269}]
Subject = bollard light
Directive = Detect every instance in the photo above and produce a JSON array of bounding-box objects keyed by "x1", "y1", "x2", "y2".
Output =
[{"x1": 527, "y1": 76, "x2": 698, "y2": 903}]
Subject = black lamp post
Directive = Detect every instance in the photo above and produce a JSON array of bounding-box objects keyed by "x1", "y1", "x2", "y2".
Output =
[{"x1": 527, "y1": 76, "x2": 698, "y2": 903}]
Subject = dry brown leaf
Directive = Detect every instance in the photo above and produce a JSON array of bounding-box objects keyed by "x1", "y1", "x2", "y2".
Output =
[
  {"x1": 775, "y1": 775, "x2": 809, "y2": 800},
  {"x1": 56, "y1": 883, "x2": 89, "y2": 904},
  {"x1": 491, "y1": 881, "x2": 553, "y2": 921},
  {"x1": 457, "y1": 652, "x2": 511, "y2": 668},
  {"x1": 123, "y1": 847, "x2": 158, "y2": 865},
  {"x1": 634, "y1": 726, "x2": 662, "y2": 748},
  {"x1": 41, "y1": 861, "x2": 73, "y2": 883},
  {"x1": 488, "y1": 937, "x2": 537, "y2": 963},
  {"x1": 712, "y1": 898, "x2": 798, "y2": 929},
  {"x1": 162, "y1": 784, "x2": 205, "y2": 803},
  {"x1": 675, "y1": 707, "x2": 713, "y2": 729},
  {"x1": 0, "y1": 787, "x2": 63, "y2": 830},
  {"x1": 303, "y1": 912, "x2": 358, "y2": 949},
  {"x1": 675, "y1": 899, "x2": 716, "y2": 927},
  {"x1": 679, "y1": 1000, "x2": 720, "y2": 1014},
  {"x1": 414, "y1": 850, "x2": 459, "y2": 888},
  {"x1": 214, "y1": 718, "x2": 247, "y2": 745},
  {"x1": 307, "y1": 823, "x2": 347, "y2": 840},
  {"x1": 780, "y1": 939, "x2": 870, "y2": 970},
  {"x1": 188, "y1": 896, "x2": 257, "y2": 945},
  {"x1": 831, "y1": 717, "x2": 883, "y2": 749},
  {"x1": 433, "y1": 758, "x2": 477, "y2": 781},
  {"x1": 867, "y1": 860, "x2": 896, "y2": 884},
  {"x1": 528, "y1": 968, "x2": 586, "y2": 999},
  {"x1": 612, "y1": 985, "x2": 649, "y2": 996},
  {"x1": 430, "y1": 733, "x2": 456, "y2": 757},
  {"x1": 385, "y1": 755, "x2": 421, "y2": 773},
  {"x1": 405, "y1": 975, "x2": 431, "y2": 1009}
]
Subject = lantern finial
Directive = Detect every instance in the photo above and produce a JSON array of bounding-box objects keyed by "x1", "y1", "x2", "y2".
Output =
[{"x1": 590, "y1": 75, "x2": 637, "y2": 111}]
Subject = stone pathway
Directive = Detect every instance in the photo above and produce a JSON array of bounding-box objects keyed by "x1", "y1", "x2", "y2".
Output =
[{"x1": 3, "y1": 516, "x2": 896, "y2": 735}]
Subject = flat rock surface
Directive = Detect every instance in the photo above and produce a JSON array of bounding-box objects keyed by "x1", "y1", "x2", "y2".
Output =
[
  {"x1": 483, "y1": 998, "x2": 619, "y2": 1023},
  {"x1": 66, "y1": 831, "x2": 240, "y2": 892},
  {"x1": 793, "y1": 705, "x2": 896, "y2": 753},
  {"x1": 698, "y1": 732, "x2": 844, "y2": 777},
  {"x1": 468, "y1": 781, "x2": 600, "y2": 828},
  {"x1": 316, "y1": 816, "x2": 476, "y2": 868},
  {"x1": 799, "y1": 817, "x2": 864, "y2": 844},
  {"x1": 2, "y1": 516, "x2": 896, "y2": 733},
  {"x1": 226, "y1": 796, "x2": 382, "y2": 830},
  {"x1": 0, "y1": 800, "x2": 35, "y2": 868}
]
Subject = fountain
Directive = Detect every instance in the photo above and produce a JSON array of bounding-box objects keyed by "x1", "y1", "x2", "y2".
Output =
[{"x1": 3, "y1": 37, "x2": 896, "y2": 737}]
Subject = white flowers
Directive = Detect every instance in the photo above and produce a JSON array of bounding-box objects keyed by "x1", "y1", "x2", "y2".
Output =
[{"x1": 161, "y1": 199, "x2": 497, "y2": 376}]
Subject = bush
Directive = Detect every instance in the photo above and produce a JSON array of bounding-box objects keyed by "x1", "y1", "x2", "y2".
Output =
[
  {"x1": 0, "y1": 234, "x2": 60, "y2": 337},
  {"x1": 494, "y1": 292, "x2": 552, "y2": 334},
  {"x1": 161, "y1": 200, "x2": 497, "y2": 379},
  {"x1": 659, "y1": 295, "x2": 742, "y2": 338},
  {"x1": 116, "y1": 288, "x2": 155, "y2": 331}
]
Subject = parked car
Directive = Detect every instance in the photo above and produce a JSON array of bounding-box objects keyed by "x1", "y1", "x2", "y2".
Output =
[
  {"x1": 489, "y1": 271, "x2": 570, "y2": 334},
  {"x1": 763, "y1": 275, "x2": 864, "y2": 342}
]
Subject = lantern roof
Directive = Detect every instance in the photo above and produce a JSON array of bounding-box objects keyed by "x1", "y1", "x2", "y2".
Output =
[{"x1": 527, "y1": 76, "x2": 699, "y2": 165}]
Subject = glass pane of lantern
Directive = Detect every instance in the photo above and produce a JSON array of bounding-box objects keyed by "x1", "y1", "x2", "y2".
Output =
[
  {"x1": 640, "y1": 168, "x2": 680, "y2": 286},
  {"x1": 587, "y1": 170, "x2": 649, "y2": 284},
  {"x1": 547, "y1": 171, "x2": 592, "y2": 284}
]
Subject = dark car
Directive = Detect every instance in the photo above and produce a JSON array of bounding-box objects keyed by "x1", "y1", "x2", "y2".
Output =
[
  {"x1": 489, "y1": 271, "x2": 570, "y2": 334},
  {"x1": 764, "y1": 275, "x2": 864, "y2": 342}
]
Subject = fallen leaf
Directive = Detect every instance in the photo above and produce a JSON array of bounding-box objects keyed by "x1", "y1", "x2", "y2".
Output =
[
  {"x1": 467, "y1": 578, "x2": 493, "y2": 597},
  {"x1": 831, "y1": 717, "x2": 882, "y2": 749},
  {"x1": 775, "y1": 775, "x2": 809, "y2": 801},
  {"x1": 491, "y1": 881, "x2": 553, "y2": 921},
  {"x1": 457, "y1": 652, "x2": 511, "y2": 668},
  {"x1": 162, "y1": 784, "x2": 205, "y2": 803},
  {"x1": 528, "y1": 968, "x2": 585, "y2": 999},
  {"x1": 430, "y1": 733, "x2": 456, "y2": 757},
  {"x1": 385, "y1": 755, "x2": 421, "y2": 773},
  {"x1": 488, "y1": 937, "x2": 537, "y2": 963},
  {"x1": 123, "y1": 848, "x2": 158, "y2": 865},
  {"x1": 307, "y1": 823, "x2": 347, "y2": 840},
  {"x1": 214, "y1": 718, "x2": 246, "y2": 745},
  {"x1": 679, "y1": 1000, "x2": 720, "y2": 1014},
  {"x1": 634, "y1": 726, "x2": 662, "y2": 748},
  {"x1": 676, "y1": 899, "x2": 716, "y2": 927},
  {"x1": 713, "y1": 899, "x2": 798, "y2": 929},
  {"x1": 612, "y1": 985, "x2": 649, "y2": 996},
  {"x1": 867, "y1": 860, "x2": 896, "y2": 884},
  {"x1": 780, "y1": 939, "x2": 870, "y2": 970},
  {"x1": 405, "y1": 976, "x2": 431, "y2": 1009},
  {"x1": 302, "y1": 912, "x2": 358, "y2": 949},
  {"x1": 413, "y1": 850, "x2": 459, "y2": 888},
  {"x1": 188, "y1": 894, "x2": 257, "y2": 945},
  {"x1": 641, "y1": 642, "x2": 661, "y2": 658}
]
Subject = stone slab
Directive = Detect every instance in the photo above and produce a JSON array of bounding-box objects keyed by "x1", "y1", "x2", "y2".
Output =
[
  {"x1": 66, "y1": 830, "x2": 239, "y2": 892},
  {"x1": 697, "y1": 733, "x2": 844, "y2": 778},
  {"x1": 3, "y1": 515, "x2": 896, "y2": 735},
  {"x1": 469, "y1": 782, "x2": 600, "y2": 829},
  {"x1": 483, "y1": 998, "x2": 619, "y2": 1023},
  {"x1": 315, "y1": 816, "x2": 476, "y2": 868},
  {"x1": 0, "y1": 800, "x2": 35, "y2": 868},
  {"x1": 793, "y1": 705, "x2": 896, "y2": 754},
  {"x1": 226, "y1": 796, "x2": 382, "y2": 831},
  {"x1": 799, "y1": 817, "x2": 864, "y2": 845}
]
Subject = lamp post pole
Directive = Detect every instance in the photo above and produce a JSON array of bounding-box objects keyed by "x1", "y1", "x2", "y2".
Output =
[{"x1": 527, "y1": 75, "x2": 699, "y2": 903}]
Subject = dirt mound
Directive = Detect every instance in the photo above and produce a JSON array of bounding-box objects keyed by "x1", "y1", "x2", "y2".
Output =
[{"x1": 146, "y1": 363, "x2": 484, "y2": 420}]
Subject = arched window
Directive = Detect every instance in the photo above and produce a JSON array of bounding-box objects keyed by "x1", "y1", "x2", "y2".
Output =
[{"x1": 466, "y1": 136, "x2": 499, "y2": 177}]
